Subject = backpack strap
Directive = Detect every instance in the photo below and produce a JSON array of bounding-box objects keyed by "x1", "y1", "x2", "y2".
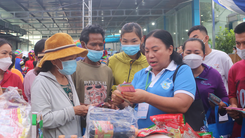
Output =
[
  {"x1": 172, "y1": 63, "x2": 186, "y2": 82},
  {"x1": 172, "y1": 63, "x2": 201, "y2": 99}
]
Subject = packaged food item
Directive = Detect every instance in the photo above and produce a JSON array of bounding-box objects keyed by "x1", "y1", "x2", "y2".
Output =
[
  {"x1": 208, "y1": 93, "x2": 221, "y2": 106},
  {"x1": 181, "y1": 123, "x2": 201, "y2": 138},
  {"x1": 85, "y1": 106, "x2": 138, "y2": 138},
  {"x1": 150, "y1": 114, "x2": 184, "y2": 131},
  {"x1": 197, "y1": 132, "x2": 213, "y2": 138},
  {"x1": 32, "y1": 111, "x2": 43, "y2": 138},
  {"x1": 137, "y1": 125, "x2": 170, "y2": 137},
  {"x1": 0, "y1": 87, "x2": 31, "y2": 138}
]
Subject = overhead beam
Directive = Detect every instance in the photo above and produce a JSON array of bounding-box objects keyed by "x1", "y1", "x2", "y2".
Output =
[
  {"x1": 1, "y1": 14, "x2": 163, "y2": 20},
  {"x1": 35, "y1": 0, "x2": 62, "y2": 32},
  {"x1": 57, "y1": 0, "x2": 74, "y2": 32},
  {"x1": 11, "y1": 20, "x2": 149, "y2": 25},
  {"x1": 0, "y1": 2, "x2": 38, "y2": 34},
  {"x1": 0, "y1": 9, "x2": 164, "y2": 19},
  {"x1": 104, "y1": 0, "x2": 124, "y2": 29},
  {"x1": 12, "y1": 0, "x2": 51, "y2": 34},
  {"x1": 96, "y1": 0, "x2": 103, "y2": 21},
  {"x1": 27, "y1": 26, "x2": 124, "y2": 31},
  {"x1": 135, "y1": 0, "x2": 165, "y2": 23},
  {"x1": 117, "y1": 0, "x2": 144, "y2": 27}
]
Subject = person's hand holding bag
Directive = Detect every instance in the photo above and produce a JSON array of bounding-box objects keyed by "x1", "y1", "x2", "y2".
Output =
[{"x1": 73, "y1": 104, "x2": 89, "y2": 116}]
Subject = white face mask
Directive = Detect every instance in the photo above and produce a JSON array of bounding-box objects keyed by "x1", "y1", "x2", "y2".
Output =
[
  {"x1": 237, "y1": 48, "x2": 245, "y2": 60},
  {"x1": 0, "y1": 57, "x2": 12, "y2": 71},
  {"x1": 183, "y1": 54, "x2": 203, "y2": 69}
]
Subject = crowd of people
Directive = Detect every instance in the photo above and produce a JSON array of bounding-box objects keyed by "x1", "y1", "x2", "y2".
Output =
[{"x1": 0, "y1": 21, "x2": 245, "y2": 138}]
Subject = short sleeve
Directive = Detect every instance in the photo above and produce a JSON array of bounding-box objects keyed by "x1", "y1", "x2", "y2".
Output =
[{"x1": 173, "y1": 65, "x2": 196, "y2": 99}]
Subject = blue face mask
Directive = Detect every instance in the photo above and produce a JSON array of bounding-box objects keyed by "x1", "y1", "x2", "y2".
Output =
[
  {"x1": 121, "y1": 44, "x2": 140, "y2": 56},
  {"x1": 57, "y1": 59, "x2": 77, "y2": 75},
  {"x1": 87, "y1": 49, "x2": 103, "y2": 62}
]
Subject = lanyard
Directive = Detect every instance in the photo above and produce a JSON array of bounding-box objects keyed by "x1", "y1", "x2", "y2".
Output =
[{"x1": 145, "y1": 69, "x2": 152, "y2": 90}]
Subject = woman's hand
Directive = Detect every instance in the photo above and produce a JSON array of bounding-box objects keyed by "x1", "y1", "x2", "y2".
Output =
[
  {"x1": 17, "y1": 89, "x2": 22, "y2": 96},
  {"x1": 111, "y1": 90, "x2": 124, "y2": 106},
  {"x1": 122, "y1": 89, "x2": 149, "y2": 104},
  {"x1": 209, "y1": 101, "x2": 227, "y2": 111},
  {"x1": 218, "y1": 101, "x2": 227, "y2": 110},
  {"x1": 226, "y1": 104, "x2": 240, "y2": 119},
  {"x1": 73, "y1": 105, "x2": 89, "y2": 116}
]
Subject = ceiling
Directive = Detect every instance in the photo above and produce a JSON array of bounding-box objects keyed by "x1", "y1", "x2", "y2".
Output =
[{"x1": 0, "y1": 0, "x2": 187, "y2": 37}]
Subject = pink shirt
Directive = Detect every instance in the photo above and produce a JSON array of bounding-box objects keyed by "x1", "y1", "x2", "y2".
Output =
[{"x1": 23, "y1": 69, "x2": 37, "y2": 103}]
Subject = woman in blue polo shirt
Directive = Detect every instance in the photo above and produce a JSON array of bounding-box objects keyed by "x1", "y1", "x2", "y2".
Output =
[
  {"x1": 182, "y1": 38, "x2": 228, "y2": 124},
  {"x1": 112, "y1": 30, "x2": 196, "y2": 129}
]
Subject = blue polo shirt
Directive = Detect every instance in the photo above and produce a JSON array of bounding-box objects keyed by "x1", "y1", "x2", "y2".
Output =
[{"x1": 132, "y1": 61, "x2": 196, "y2": 129}]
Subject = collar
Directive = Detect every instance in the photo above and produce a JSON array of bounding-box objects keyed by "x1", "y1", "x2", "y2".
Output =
[
  {"x1": 1, "y1": 70, "x2": 12, "y2": 85},
  {"x1": 195, "y1": 63, "x2": 209, "y2": 80},
  {"x1": 195, "y1": 76, "x2": 208, "y2": 80},
  {"x1": 16, "y1": 57, "x2": 21, "y2": 59},
  {"x1": 145, "y1": 60, "x2": 177, "y2": 73}
]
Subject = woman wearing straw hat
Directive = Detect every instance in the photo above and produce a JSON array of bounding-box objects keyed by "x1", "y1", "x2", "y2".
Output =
[{"x1": 31, "y1": 33, "x2": 88, "y2": 137}]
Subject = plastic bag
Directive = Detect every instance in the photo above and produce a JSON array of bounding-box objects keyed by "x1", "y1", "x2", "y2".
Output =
[
  {"x1": 137, "y1": 125, "x2": 170, "y2": 137},
  {"x1": 150, "y1": 114, "x2": 184, "y2": 130},
  {"x1": 0, "y1": 87, "x2": 31, "y2": 138},
  {"x1": 181, "y1": 123, "x2": 201, "y2": 138},
  {"x1": 85, "y1": 106, "x2": 138, "y2": 138}
]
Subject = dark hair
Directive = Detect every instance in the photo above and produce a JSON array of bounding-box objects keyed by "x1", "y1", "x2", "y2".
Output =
[
  {"x1": 144, "y1": 29, "x2": 182, "y2": 65},
  {"x1": 0, "y1": 38, "x2": 12, "y2": 47},
  {"x1": 234, "y1": 22, "x2": 245, "y2": 34},
  {"x1": 120, "y1": 22, "x2": 143, "y2": 39},
  {"x1": 33, "y1": 61, "x2": 37, "y2": 67},
  {"x1": 23, "y1": 56, "x2": 29, "y2": 64},
  {"x1": 8, "y1": 52, "x2": 16, "y2": 70},
  {"x1": 182, "y1": 38, "x2": 206, "y2": 55},
  {"x1": 80, "y1": 24, "x2": 105, "y2": 44},
  {"x1": 188, "y1": 25, "x2": 208, "y2": 36},
  {"x1": 34, "y1": 39, "x2": 46, "y2": 56},
  {"x1": 35, "y1": 61, "x2": 53, "y2": 75}
]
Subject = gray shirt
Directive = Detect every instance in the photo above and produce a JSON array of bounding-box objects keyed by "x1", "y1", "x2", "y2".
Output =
[{"x1": 31, "y1": 71, "x2": 81, "y2": 137}]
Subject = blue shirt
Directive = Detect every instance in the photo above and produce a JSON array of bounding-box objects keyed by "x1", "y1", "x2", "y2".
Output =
[
  {"x1": 132, "y1": 61, "x2": 196, "y2": 129},
  {"x1": 15, "y1": 57, "x2": 22, "y2": 72}
]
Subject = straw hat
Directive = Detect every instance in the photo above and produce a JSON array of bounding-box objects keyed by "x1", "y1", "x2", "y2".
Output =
[{"x1": 38, "y1": 33, "x2": 88, "y2": 68}]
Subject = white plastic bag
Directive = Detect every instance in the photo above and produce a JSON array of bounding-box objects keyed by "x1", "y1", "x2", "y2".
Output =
[
  {"x1": 0, "y1": 87, "x2": 31, "y2": 138},
  {"x1": 85, "y1": 106, "x2": 138, "y2": 138}
]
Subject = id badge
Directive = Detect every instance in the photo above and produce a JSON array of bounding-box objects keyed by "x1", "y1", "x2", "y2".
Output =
[{"x1": 137, "y1": 103, "x2": 149, "y2": 119}]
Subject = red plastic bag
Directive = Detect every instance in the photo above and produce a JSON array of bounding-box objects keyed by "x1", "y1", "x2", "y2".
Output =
[
  {"x1": 150, "y1": 114, "x2": 184, "y2": 129},
  {"x1": 182, "y1": 123, "x2": 201, "y2": 138}
]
